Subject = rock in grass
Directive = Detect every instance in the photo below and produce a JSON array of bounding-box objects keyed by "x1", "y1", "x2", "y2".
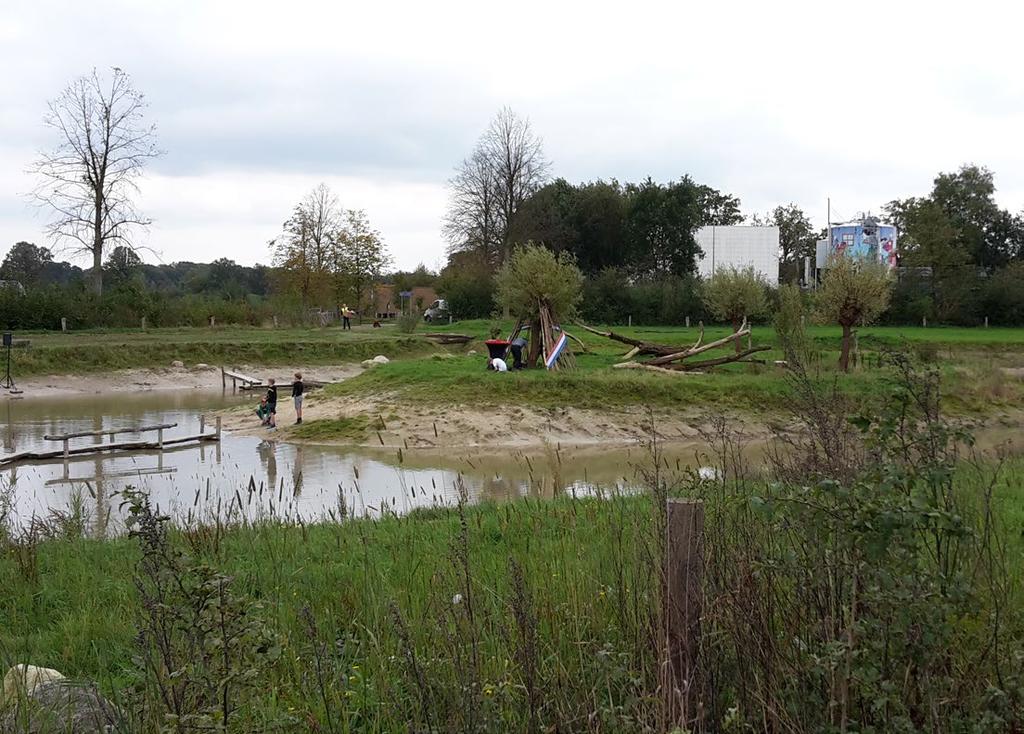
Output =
[
  {"x1": 170, "y1": 360, "x2": 185, "y2": 368},
  {"x1": 1, "y1": 681, "x2": 122, "y2": 733},
  {"x1": 2, "y1": 666, "x2": 64, "y2": 702},
  {"x1": 2, "y1": 666, "x2": 122, "y2": 733},
  {"x1": 372, "y1": 355, "x2": 390, "y2": 364}
]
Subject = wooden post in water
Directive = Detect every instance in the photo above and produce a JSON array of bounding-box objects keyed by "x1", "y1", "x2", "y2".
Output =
[
  {"x1": 221, "y1": 367, "x2": 226, "y2": 389},
  {"x1": 215, "y1": 416, "x2": 222, "y2": 440},
  {"x1": 663, "y1": 499, "x2": 704, "y2": 730},
  {"x1": 200, "y1": 415, "x2": 206, "y2": 435}
]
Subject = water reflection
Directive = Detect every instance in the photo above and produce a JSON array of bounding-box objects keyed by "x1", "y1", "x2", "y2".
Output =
[{"x1": 1, "y1": 390, "x2": 717, "y2": 537}]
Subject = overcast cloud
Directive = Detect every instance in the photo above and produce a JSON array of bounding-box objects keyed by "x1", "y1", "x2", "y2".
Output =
[{"x1": 1, "y1": 0, "x2": 1023, "y2": 270}]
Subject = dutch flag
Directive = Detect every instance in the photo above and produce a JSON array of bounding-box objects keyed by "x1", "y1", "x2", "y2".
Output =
[{"x1": 544, "y1": 332, "x2": 568, "y2": 370}]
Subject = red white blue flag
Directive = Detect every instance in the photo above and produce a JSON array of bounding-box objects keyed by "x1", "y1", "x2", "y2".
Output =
[{"x1": 544, "y1": 332, "x2": 568, "y2": 370}]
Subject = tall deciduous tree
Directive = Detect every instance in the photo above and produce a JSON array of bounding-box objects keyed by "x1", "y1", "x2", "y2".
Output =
[
  {"x1": 624, "y1": 177, "x2": 706, "y2": 277},
  {"x1": 0, "y1": 242, "x2": 53, "y2": 286},
  {"x1": 271, "y1": 184, "x2": 341, "y2": 312},
  {"x1": 334, "y1": 209, "x2": 391, "y2": 321},
  {"x1": 816, "y1": 255, "x2": 892, "y2": 372},
  {"x1": 32, "y1": 67, "x2": 161, "y2": 295},
  {"x1": 445, "y1": 108, "x2": 549, "y2": 266},
  {"x1": 931, "y1": 165, "x2": 1004, "y2": 267},
  {"x1": 752, "y1": 204, "x2": 816, "y2": 283}
]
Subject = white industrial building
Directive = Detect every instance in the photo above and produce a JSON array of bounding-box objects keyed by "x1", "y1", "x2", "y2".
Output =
[{"x1": 695, "y1": 225, "x2": 779, "y2": 285}]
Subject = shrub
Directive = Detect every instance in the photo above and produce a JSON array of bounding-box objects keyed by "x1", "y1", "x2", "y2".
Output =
[{"x1": 396, "y1": 312, "x2": 419, "y2": 333}]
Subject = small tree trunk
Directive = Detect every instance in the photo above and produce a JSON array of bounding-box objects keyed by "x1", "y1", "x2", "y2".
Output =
[
  {"x1": 731, "y1": 316, "x2": 741, "y2": 353},
  {"x1": 526, "y1": 318, "x2": 542, "y2": 368},
  {"x1": 839, "y1": 323, "x2": 852, "y2": 372},
  {"x1": 92, "y1": 246, "x2": 103, "y2": 296}
]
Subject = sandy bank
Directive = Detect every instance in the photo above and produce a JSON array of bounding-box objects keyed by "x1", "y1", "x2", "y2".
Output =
[
  {"x1": 219, "y1": 391, "x2": 789, "y2": 452},
  {"x1": 2, "y1": 364, "x2": 363, "y2": 398}
]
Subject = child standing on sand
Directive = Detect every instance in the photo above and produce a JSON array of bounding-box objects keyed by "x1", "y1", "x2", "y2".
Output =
[
  {"x1": 292, "y1": 372, "x2": 304, "y2": 425},
  {"x1": 266, "y1": 378, "x2": 278, "y2": 430}
]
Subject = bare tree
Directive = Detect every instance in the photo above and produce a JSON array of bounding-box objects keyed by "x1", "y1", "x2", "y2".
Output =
[
  {"x1": 32, "y1": 67, "x2": 161, "y2": 295},
  {"x1": 443, "y1": 148, "x2": 501, "y2": 262},
  {"x1": 444, "y1": 107, "x2": 549, "y2": 266}
]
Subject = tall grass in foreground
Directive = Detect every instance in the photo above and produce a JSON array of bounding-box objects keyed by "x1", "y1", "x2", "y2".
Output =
[{"x1": 1, "y1": 357, "x2": 1023, "y2": 731}]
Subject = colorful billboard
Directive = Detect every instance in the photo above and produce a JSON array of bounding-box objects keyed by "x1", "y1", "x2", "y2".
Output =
[{"x1": 830, "y1": 218, "x2": 897, "y2": 267}]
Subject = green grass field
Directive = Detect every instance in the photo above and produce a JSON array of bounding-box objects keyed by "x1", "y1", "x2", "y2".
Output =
[
  {"x1": 1, "y1": 452, "x2": 1020, "y2": 730},
  {"x1": 12, "y1": 320, "x2": 1024, "y2": 376},
  {"x1": 305, "y1": 320, "x2": 1024, "y2": 430}
]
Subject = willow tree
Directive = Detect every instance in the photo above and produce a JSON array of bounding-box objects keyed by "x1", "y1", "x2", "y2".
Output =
[
  {"x1": 816, "y1": 255, "x2": 892, "y2": 371},
  {"x1": 495, "y1": 244, "x2": 582, "y2": 368},
  {"x1": 32, "y1": 67, "x2": 161, "y2": 295},
  {"x1": 701, "y1": 266, "x2": 770, "y2": 352}
]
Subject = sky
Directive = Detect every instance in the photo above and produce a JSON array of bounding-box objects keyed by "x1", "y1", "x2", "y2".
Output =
[{"x1": 1, "y1": 0, "x2": 1023, "y2": 271}]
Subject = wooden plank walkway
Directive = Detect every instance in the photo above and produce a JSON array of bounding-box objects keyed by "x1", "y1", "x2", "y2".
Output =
[{"x1": 0, "y1": 417, "x2": 221, "y2": 468}]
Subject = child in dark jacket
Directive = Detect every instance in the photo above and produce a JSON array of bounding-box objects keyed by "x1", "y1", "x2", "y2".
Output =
[{"x1": 266, "y1": 378, "x2": 278, "y2": 429}]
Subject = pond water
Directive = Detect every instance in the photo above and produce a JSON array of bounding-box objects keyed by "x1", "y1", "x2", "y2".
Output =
[{"x1": 0, "y1": 390, "x2": 725, "y2": 537}]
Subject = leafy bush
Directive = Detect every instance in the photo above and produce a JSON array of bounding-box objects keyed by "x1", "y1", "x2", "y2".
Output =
[{"x1": 396, "y1": 312, "x2": 419, "y2": 333}]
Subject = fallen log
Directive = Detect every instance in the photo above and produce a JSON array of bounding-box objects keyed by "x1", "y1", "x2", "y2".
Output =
[
  {"x1": 664, "y1": 345, "x2": 771, "y2": 371},
  {"x1": 612, "y1": 362, "x2": 705, "y2": 375},
  {"x1": 646, "y1": 319, "x2": 749, "y2": 366},
  {"x1": 574, "y1": 322, "x2": 685, "y2": 356}
]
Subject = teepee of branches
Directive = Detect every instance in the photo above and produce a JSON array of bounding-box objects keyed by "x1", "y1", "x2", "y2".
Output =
[{"x1": 496, "y1": 244, "x2": 583, "y2": 371}]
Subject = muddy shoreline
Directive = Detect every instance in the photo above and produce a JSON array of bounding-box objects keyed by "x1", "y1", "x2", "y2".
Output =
[
  {"x1": 7, "y1": 366, "x2": 1023, "y2": 455},
  {"x1": 2, "y1": 364, "x2": 362, "y2": 398}
]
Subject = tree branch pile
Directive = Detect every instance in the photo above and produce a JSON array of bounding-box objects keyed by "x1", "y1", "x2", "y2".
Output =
[{"x1": 577, "y1": 319, "x2": 770, "y2": 372}]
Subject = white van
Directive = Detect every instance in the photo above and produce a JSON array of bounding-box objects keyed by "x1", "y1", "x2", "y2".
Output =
[{"x1": 423, "y1": 299, "x2": 449, "y2": 322}]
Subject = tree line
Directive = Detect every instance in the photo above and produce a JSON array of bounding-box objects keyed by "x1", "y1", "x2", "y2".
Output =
[
  {"x1": 438, "y1": 109, "x2": 1024, "y2": 327},
  {"x1": 5, "y1": 65, "x2": 1024, "y2": 330}
]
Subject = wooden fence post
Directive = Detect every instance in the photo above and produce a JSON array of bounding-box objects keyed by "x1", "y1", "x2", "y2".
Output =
[
  {"x1": 663, "y1": 499, "x2": 704, "y2": 730},
  {"x1": 685, "y1": 316, "x2": 690, "y2": 328},
  {"x1": 157, "y1": 427, "x2": 164, "y2": 450},
  {"x1": 209, "y1": 316, "x2": 216, "y2": 328},
  {"x1": 273, "y1": 315, "x2": 279, "y2": 329},
  {"x1": 628, "y1": 315, "x2": 632, "y2": 327},
  {"x1": 984, "y1": 316, "x2": 989, "y2": 328},
  {"x1": 63, "y1": 438, "x2": 69, "y2": 459},
  {"x1": 61, "y1": 317, "x2": 67, "y2": 332},
  {"x1": 141, "y1": 316, "x2": 147, "y2": 330}
]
